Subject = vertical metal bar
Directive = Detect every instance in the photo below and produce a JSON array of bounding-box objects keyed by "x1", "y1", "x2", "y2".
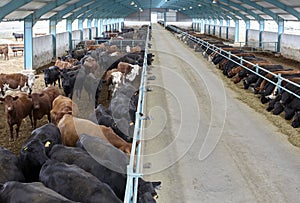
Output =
[
  {"x1": 50, "y1": 19, "x2": 57, "y2": 59},
  {"x1": 24, "y1": 16, "x2": 33, "y2": 70},
  {"x1": 277, "y1": 18, "x2": 284, "y2": 52},
  {"x1": 277, "y1": 74, "x2": 282, "y2": 94}
]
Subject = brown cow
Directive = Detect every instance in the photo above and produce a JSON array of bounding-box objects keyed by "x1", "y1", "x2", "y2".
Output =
[
  {"x1": 0, "y1": 44, "x2": 9, "y2": 60},
  {"x1": 0, "y1": 92, "x2": 33, "y2": 141},
  {"x1": 57, "y1": 114, "x2": 133, "y2": 155},
  {"x1": 50, "y1": 95, "x2": 79, "y2": 125},
  {"x1": 0, "y1": 73, "x2": 35, "y2": 96},
  {"x1": 54, "y1": 59, "x2": 73, "y2": 70},
  {"x1": 29, "y1": 86, "x2": 60, "y2": 128}
]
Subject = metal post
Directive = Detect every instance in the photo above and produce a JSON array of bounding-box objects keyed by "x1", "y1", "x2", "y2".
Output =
[
  {"x1": 213, "y1": 19, "x2": 217, "y2": 36},
  {"x1": 24, "y1": 16, "x2": 33, "y2": 70},
  {"x1": 226, "y1": 20, "x2": 230, "y2": 40},
  {"x1": 234, "y1": 19, "x2": 239, "y2": 43},
  {"x1": 219, "y1": 19, "x2": 223, "y2": 38},
  {"x1": 164, "y1": 11, "x2": 167, "y2": 28},
  {"x1": 245, "y1": 20, "x2": 250, "y2": 46},
  {"x1": 259, "y1": 19, "x2": 265, "y2": 48},
  {"x1": 277, "y1": 18, "x2": 284, "y2": 52},
  {"x1": 50, "y1": 19, "x2": 57, "y2": 59},
  {"x1": 66, "y1": 19, "x2": 73, "y2": 50},
  {"x1": 94, "y1": 19, "x2": 98, "y2": 38},
  {"x1": 87, "y1": 19, "x2": 92, "y2": 40},
  {"x1": 99, "y1": 19, "x2": 103, "y2": 37}
]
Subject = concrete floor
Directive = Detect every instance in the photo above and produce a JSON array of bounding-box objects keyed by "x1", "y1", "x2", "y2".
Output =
[{"x1": 142, "y1": 24, "x2": 300, "y2": 203}]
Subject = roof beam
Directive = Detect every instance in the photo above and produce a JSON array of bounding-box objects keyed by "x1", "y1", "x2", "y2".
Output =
[
  {"x1": 0, "y1": 0, "x2": 32, "y2": 21},
  {"x1": 263, "y1": 0, "x2": 300, "y2": 20}
]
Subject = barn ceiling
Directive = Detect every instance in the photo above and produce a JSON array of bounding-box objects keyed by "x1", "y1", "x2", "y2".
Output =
[{"x1": 1, "y1": 0, "x2": 300, "y2": 23}]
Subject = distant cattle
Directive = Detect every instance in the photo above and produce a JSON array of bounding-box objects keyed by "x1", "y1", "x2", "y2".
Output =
[
  {"x1": 0, "y1": 92, "x2": 33, "y2": 141},
  {"x1": 50, "y1": 95, "x2": 79, "y2": 125},
  {"x1": 9, "y1": 44, "x2": 24, "y2": 56},
  {"x1": 0, "y1": 72, "x2": 35, "y2": 96},
  {"x1": 0, "y1": 44, "x2": 9, "y2": 60},
  {"x1": 40, "y1": 159, "x2": 122, "y2": 203},
  {"x1": 12, "y1": 33, "x2": 23, "y2": 41},
  {"x1": 29, "y1": 86, "x2": 60, "y2": 128},
  {"x1": 0, "y1": 181, "x2": 76, "y2": 203},
  {"x1": 0, "y1": 147, "x2": 25, "y2": 184},
  {"x1": 44, "y1": 66, "x2": 61, "y2": 88}
]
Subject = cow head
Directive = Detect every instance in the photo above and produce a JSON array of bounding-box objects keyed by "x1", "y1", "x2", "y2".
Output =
[
  {"x1": 28, "y1": 93, "x2": 45, "y2": 109},
  {"x1": 138, "y1": 179, "x2": 161, "y2": 203},
  {"x1": 1, "y1": 95, "x2": 18, "y2": 112},
  {"x1": 292, "y1": 111, "x2": 300, "y2": 128},
  {"x1": 26, "y1": 73, "x2": 35, "y2": 89}
]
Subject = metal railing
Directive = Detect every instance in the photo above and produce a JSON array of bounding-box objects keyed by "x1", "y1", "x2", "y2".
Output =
[
  {"x1": 124, "y1": 26, "x2": 150, "y2": 203},
  {"x1": 168, "y1": 25, "x2": 300, "y2": 100},
  {"x1": 235, "y1": 41, "x2": 278, "y2": 53}
]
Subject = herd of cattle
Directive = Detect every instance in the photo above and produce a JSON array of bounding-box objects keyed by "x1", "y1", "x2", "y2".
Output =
[
  {"x1": 166, "y1": 25, "x2": 300, "y2": 129},
  {"x1": 0, "y1": 25, "x2": 160, "y2": 203}
]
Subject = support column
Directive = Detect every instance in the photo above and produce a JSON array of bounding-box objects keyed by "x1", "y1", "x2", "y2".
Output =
[
  {"x1": 119, "y1": 18, "x2": 122, "y2": 32},
  {"x1": 94, "y1": 19, "x2": 98, "y2": 38},
  {"x1": 99, "y1": 19, "x2": 104, "y2": 37},
  {"x1": 201, "y1": 19, "x2": 205, "y2": 34},
  {"x1": 226, "y1": 20, "x2": 230, "y2": 40},
  {"x1": 213, "y1": 19, "x2": 217, "y2": 36},
  {"x1": 245, "y1": 19, "x2": 250, "y2": 46},
  {"x1": 24, "y1": 16, "x2": 33, "y2": 70},
  {"x1": 87, "y1": 19, "x2": 92, "y2": 40},
  {"x1": 163, "y1": 12, "x2": 167, "y2": 28},
  {"x1": 277, "y1": 18, "x2": 284, "y2": 52},
  {"x1": 234, "y1": 19, "x2": 239, "y2": 43},
  {"x1": 50, "y1": 19, "x2": 57, "y2": 59},
  {"x1": 66, "y1": 19, "x2": 72, "y2": 50},
  {"x1": 259, "y1": 19, "x2": 265, "y2": 48},
  {"x1": 78, "y1": 19, "x2": 83, "y2": 41},
  {"x1": 219, "y1": 19, "x2": 223, "y2": 38}
]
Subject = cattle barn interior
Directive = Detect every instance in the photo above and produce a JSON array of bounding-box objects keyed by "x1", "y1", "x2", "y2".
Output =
[{"x1": 0, "y1": 0, "x2": 300, "y2": 203}]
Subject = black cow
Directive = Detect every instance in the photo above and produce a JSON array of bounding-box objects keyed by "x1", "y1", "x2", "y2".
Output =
[
  {"x1": 292, "y1": 111, "x2": 300, "y2": 128},
  {"x1": 92, "y1": 104, "x2": 130, "y2": 142},
  {"x1": 77, "y1": 134, "x2": 161, "y2": 202},
  {"x1": 44, "y1": 66, "x2": 61, "y2": 88},
  {"x1": 284, "y1": 97, "x2": 300, "y2": 120},
  {"x1": 83, "y1": 73, "x2": 103, "y2": 107},
  {"x1": 19, "y1": 123, "x2": 62, "y2": 182},
  {"x1": 0, "y1": 147, "x2": 24, "y2": 184},
  {"x1": 0, "y1": 181, "x2": 77, "y2": 203},
  {"x1": 40, "y1": 159, "x2": 122, "y2": 203},
  {"x1": 61, "y1": 69, "x2": 78, "y2": 98},
  {"x1": 48, "y1": 144, "x2": 127, "y2": 200}
]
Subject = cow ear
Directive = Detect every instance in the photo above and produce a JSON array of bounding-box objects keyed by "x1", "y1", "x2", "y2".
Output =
[
  {"x1": 151, "y1": 181, "x2": 161, "y2": 189},
  {"x1": 13, "y1": 96, "x2": 19, "y2": 101}
]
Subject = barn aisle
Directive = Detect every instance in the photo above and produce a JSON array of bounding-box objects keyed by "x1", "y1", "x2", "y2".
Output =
[{"x1": 143, "y1": 23, "x2": 300, "y2": 203}]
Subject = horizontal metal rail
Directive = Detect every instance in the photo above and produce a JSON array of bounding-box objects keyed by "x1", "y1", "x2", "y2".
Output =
[
  {"x1": 124, "y1": 26, "x2": 150, "y2": 203},
  {"x1": 168, "y1": 25, "x2": 300, "y2": 100}
]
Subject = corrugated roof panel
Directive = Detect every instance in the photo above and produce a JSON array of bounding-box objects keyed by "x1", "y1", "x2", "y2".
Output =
[
  {"x1": 20, "y1": 2, "x2": 47, "y2": 10},
  {"x1": 5, "y1": 11, "x2": 34, "y2": 20},
  {"x1": 0, "y1": 0, "x2": 11, "y2": 7},
  {"x1": 40, "y1": 12, "x2": 57, "y2": 19}
]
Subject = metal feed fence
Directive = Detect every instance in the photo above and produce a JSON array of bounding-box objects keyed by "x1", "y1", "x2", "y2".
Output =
[
  {"x1": 124, "y1": 26, "x2": 150, "y2": 203},
  {"x1": 168, "y1": 25, "x2": 300, "y2": 100}
]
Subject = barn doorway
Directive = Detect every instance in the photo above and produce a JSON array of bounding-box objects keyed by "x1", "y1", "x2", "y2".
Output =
[{"x1": 151, "y1": 12, "x2": 158, "y2": 23}]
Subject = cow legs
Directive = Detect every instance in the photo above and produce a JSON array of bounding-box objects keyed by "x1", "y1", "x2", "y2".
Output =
[{"x1": 9, "y1": 124, "x2": 14, "y2": 141}]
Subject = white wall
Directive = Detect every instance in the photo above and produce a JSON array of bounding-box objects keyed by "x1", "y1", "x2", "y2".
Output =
[
  {"x1": 32, "y1": 35, "x2": 53, "y2": 69},
  {"x1": 281, "y1": 34, "x2": 300, "y2": 61}
]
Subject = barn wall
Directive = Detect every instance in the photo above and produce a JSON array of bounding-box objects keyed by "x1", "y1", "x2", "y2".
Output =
[
  {"x1": 32, "y1": 35, "x2": 53, "y2": 69},
  {"x1": 227, "y1": 27, "x2": 235, "y2": 42},
  {"x1": 281, "y1": 34, "x2": 300, "y2": 61},
  {"x1": 262, "y1": 31, "x2": 278, "y2": 52},
  {"x1": 56, "y1": 32, "x2": 70, "y2": 57},
  {"x1": 220, "y1": 26, "x2": 227, "y2": 40},
  {"x1": 72, "y1": 30, "x2": 82, "y2": 45},
  {"x1": 91, "y1": 27, "x2": 97, "y2": 39},
  {"x1": 215, "y1": 25, "x2": 220, "y2": 37},
  {"x1": 248, "y1": 29, "x2": 260, "y2": 44},
  {"x1": 83, "y1": 28, "x2": 90, "y2": 40}
]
